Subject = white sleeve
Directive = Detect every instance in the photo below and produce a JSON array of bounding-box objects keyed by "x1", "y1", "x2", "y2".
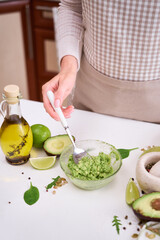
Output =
[{"x1": 55, "y1": 0, "x2": 84, "y2": 70}]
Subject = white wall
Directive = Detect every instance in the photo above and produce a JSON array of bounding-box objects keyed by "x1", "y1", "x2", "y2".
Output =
[{"x1": 0, "y1": 12, "x2": 29, "y2": 101}]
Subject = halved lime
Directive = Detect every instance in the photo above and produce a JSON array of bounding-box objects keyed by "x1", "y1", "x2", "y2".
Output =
[
  {"x1": 29, "y1": 156, "x2": 56, "y2": 170},
  {"x1": 125, "y1": 178, "x2": 140, "y2": 205}
]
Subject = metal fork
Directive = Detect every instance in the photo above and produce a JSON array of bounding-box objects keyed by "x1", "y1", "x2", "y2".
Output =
[{"x1": 47, "y1": 91, "x2": 88, "y2": 164}]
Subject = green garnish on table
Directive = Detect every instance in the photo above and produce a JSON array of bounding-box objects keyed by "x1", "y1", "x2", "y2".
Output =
[
  {"x1": 117, "y1": 148, "x2": 138, "y2": 159},
  {"x1": 112, "y1": 216, "x2": 122, "y2": 234},
  {"x1": 46, "y1": 176, "x2": 60, "y2": 189},
  {"x1": 24, "y1": 182, "x2": 39, "y2": 205}
]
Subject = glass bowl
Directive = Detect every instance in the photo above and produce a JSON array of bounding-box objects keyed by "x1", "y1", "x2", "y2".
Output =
[{"x1": 60, "y1": 140, "x2": 122, "y2": 190}]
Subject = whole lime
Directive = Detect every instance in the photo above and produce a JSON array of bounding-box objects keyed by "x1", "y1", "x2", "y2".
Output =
[{"x1": 31, "y1": 124, "x2": 51, "y2": 148}]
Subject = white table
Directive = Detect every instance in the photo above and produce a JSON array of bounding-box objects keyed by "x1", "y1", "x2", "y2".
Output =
[{"x1": 0, "y1": 99, "x2": 160, "y2": 240}]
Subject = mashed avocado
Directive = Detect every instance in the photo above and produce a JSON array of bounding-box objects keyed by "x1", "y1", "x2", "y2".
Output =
[{"x1": 68, "y1": 152, "x2": 113, "y2": 180}]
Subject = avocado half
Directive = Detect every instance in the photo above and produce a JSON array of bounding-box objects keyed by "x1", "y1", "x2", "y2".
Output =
[
  {"x1": 132, "y1": 192, "x2": 160, "y2": 221},
  {"x1": 43, "y1": 134, "x2": 75, "y2": 156}
]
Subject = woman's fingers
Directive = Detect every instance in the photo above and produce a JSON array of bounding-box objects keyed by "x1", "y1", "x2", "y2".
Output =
[
  {"x1": 42, "y1": 78, "x2": 59, "y2": 120},
  {"x1": 43, "y1": 96, "x2": 74, "y2": 121},
  {"x1": 42, "y1": 68, "x2": 77, "y2": 120},
  {"x1": 62, "y1": 105, "x2": 74, "y2": 118},
  {"x1": 54, "y1": 73, "x2": 76, "y2": 108},
  {"x1": 43, "y1": 93, "x2": 60, "y2": 121}
]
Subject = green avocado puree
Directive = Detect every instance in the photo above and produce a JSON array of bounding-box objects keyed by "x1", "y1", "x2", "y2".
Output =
[{"x1": 68, "y1": 152, "x2": 113, "y2": 180}]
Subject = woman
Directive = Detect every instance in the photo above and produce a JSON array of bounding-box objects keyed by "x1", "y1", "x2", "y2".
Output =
[{"x1": 42, "y1": 0, "x2": 160, "y2": 123}]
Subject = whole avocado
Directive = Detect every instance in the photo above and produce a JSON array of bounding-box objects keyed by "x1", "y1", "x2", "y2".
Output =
[{"x1": 132, "y1": 192, "x2": 160, "y2": 221}]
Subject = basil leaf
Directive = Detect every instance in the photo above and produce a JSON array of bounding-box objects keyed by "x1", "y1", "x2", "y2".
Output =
[
  {"x1": 117, "y1": 148, "x2": 138, "y2": 159},
  {"x1": 46, "y1": 176, "x2": 60, "y2": 190},
  {"x1": 24, "y1": 182, "x2": 39, "y2": 205}
]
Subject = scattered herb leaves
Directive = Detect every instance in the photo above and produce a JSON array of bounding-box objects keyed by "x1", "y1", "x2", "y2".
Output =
[
  {"x1": 112, "y1": 215, "x2": 122, "y2": 234},
  {"x1": 117, "y1": 148, "x2": 138, "y2": 159},
  {"x1": 24, "y1": 182, "x2": 39, "y2": 205},
  {"x1": 46, "y1": 176, "x2": 60, "y2": 190}
]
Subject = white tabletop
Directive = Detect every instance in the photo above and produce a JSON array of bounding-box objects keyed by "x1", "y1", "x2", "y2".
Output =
[{"x1": 0, "y1": 99, "x2": 160, "y2": 240}]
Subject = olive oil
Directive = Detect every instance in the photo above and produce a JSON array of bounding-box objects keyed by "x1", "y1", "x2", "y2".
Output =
[
  {"x1": 0, "y1": 114, "x2": 33, "y2": 165},
  {"x1": 0, "y1": 85, "x2": 33, "y2": 165}
]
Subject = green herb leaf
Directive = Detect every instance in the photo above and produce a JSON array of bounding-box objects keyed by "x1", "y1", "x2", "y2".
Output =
[
  {"x1": 24, "y1": 182, "x2": 39, "y2": 205},
  {"x1": 46, "y1": 176, "x2": 60, "y2": 190},
  {"x1": 112, "y1": 215, "x2": 122, "y2": 234},
  {"x1": 117, "y1": 148, "x2": 138, "y2": 159}
]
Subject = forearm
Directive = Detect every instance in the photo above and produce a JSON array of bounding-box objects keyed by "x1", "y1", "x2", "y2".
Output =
[
  {"x1": 56, "y1": 0, "x2": 84, "y2": 69},
  {"x1": 60, "y1": 55, "x2": 78, "y2": 74}
]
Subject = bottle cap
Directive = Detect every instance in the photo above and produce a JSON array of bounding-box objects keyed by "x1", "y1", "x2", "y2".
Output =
[{"x1": 4, "y1": 85, "x2": 20, "y2": 104}]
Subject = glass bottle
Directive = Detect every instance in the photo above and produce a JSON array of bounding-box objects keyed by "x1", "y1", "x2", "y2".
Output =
[{"x1": 0, "y1": 85, "x2": 33, "y2": 165}]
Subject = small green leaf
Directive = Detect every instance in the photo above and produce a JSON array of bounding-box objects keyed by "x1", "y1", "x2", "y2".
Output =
[
  {"x1": 24, "y1": 182, "x2": 39, "y2": 205},
  {"x1": 112, "y1": 216, "x2": 122, "y2": 234},
  {"x1": 117, "y1": 148, "x2": 138, "y2": 159},
  {"x1": 46, "y1": 176, "x2": 60, "y2": 190}
]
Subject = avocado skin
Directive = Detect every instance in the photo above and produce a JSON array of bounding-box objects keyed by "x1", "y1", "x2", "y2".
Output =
[
  {"x1": 132, "y1": 209, "x2": 160, "y2": 222},
  {"x1": 132, "y1": 192, "x2": 160, "y2": 222},
  {"x1": 44, "y1": 149, "x2": 55, "y2": 156},
  {"x1": 43, "y1": 134, "x2": 75, "y2": 156}
]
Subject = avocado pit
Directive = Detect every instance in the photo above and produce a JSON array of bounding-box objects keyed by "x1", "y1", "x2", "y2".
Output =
[{"x1": 151, "y1": 198, "x2": 160, "y2": 211}]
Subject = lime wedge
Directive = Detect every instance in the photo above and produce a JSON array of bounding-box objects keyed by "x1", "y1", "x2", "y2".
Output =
[
  {"x1": 125, "y1": 178, "x2": 140, "y2": 205},
  {"x1": 29, "y1": 156, "x2": 56, "y2": 170}
]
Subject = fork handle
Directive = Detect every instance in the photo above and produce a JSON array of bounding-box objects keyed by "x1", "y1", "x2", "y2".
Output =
[{"x1": 47, "y1": 91, "x2": 68, "y2": 129}]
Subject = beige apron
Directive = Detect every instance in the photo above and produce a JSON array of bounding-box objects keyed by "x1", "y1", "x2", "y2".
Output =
[{"x1": 73, "y1": 54, "x2": 160, "y2": 123}]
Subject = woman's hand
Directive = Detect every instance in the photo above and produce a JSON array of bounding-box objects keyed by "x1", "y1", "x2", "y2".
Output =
[{"x1": 42, "y1": 55, "x2": 78, "y2": 121}]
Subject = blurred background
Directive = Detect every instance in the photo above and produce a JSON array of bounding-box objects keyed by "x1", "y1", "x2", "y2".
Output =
[{"x1": 0, "y1": 0, "x2": 59, "y2": 102}]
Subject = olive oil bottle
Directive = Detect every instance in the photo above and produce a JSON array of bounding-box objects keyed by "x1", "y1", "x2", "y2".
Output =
[{"x1": 0, "y1": 85, "x2": 33, "y2": 165}]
